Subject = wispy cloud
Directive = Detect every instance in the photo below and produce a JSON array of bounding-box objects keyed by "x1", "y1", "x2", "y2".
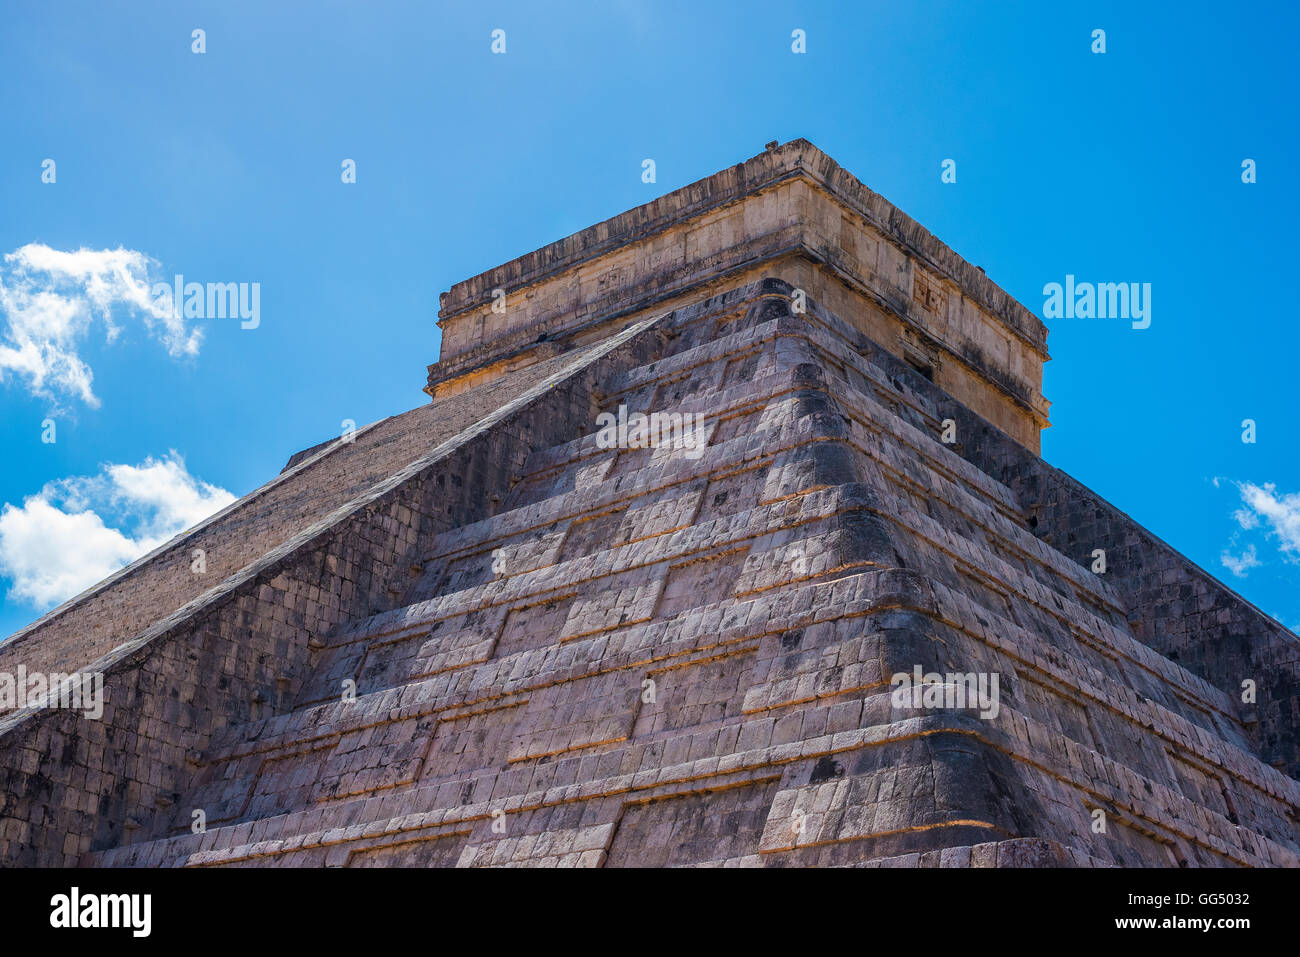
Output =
[
  {"x1": 1216, "y1": 478, "x2": 1300, "y2": 581},
  {"x1": 0, "y1": 452, "x2": 233, "y2": 608},
  {"x1": 1220, "y1": 544, "x2": 1261, "y2": 578},
  {"x1": 0, "y1": 243, "x2": 201, "y2": 407},
  {"x1": 1234, "y1": 481, "x2": 1300, "y2": 561}
]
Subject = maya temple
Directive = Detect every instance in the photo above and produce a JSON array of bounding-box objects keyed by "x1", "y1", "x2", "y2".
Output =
[{"x1": 1, "y1": 140, "x2": 1297, "y2": 868}]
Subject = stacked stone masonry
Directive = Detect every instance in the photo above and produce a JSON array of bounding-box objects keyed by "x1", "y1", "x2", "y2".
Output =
[
  {"x1": 1, "y1": 143, "x2": 1296, "y2": 868},
  {"x1": 0, "y1": 282, "x2": 1294, "y2": 867}
]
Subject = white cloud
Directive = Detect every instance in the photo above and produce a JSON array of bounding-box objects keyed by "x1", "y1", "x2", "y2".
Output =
[
  {"x1": 0, "y1": 452, "x2": 233, "y2": 608},
  {"x1": 0, "y1": 243, "x2": 202, "y2": 407},
  {"x1": 1232, "y1": 507, "x2": 1260, "y2": 530},
  {"x1": 1234, "y1": 481, "x2": 1300, "y2": 562},
  {"x1": 1220, "y1": 544, "x2": 1261, "y2": 578}
]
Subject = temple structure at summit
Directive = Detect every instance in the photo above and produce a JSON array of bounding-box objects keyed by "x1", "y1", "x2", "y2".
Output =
[{"x1": 1, "y1": 141, "x2": 1296, "y2": 867}]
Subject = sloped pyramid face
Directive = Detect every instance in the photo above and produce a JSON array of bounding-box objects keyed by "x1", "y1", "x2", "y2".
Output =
[
  {"x1": 1, "y1": 143, "x2": 1297, "y2": 868},
  {"x1": 3, "y1": 279, "x2": 1287, "y2": 868}
]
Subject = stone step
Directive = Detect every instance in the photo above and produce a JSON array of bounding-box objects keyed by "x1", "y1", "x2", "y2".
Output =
[
  {"x1": 127, "y1": 536, "x2": 1293, "y2": 855},
  {"x1": 90, "y1": 695, "x2": 1300, "y2": 868}
]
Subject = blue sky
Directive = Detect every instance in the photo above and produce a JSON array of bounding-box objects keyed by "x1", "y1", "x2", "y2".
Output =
[{"x1": 0, "y1": 0, "x2": 1296, "y2": 638}]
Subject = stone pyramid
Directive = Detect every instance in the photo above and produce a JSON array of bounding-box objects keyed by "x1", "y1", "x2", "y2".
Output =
[{"x1": 2, "y1": 141, "x2": 1297, "y2": 868}]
